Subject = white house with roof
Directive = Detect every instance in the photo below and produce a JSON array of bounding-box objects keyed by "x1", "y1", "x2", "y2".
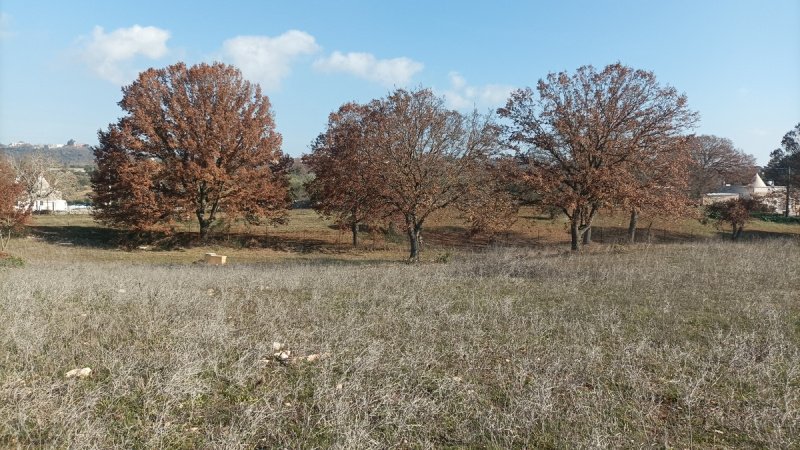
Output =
[
  {"x1": 17, "y1": 175, "x2": 69, "y2": 212},
  {"x1": 702, "y1": 173, "x2": 796, "y2": 215}
]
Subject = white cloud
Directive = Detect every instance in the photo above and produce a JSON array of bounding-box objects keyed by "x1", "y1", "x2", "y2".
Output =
[
  {"x1": 480, "y1": 84, "x2": 515, "y2": 105},
  {"x1": 80, "y1": 25, "x2": 170, "y2": 84},
  {"x1": 313, "y1": 51, "x2": 423, "y2": 86},
  {"x1": 441, "y1": 71, "x2": 514, "y2": 110},
  {"x1": 449, "y1": 71, "x2": 467, "y2": 90},
  {"x1": 0, "y1": 12, "x2": 13, "y2": 40},
  {"x1": 222, "y1": 30, "x2": 320, "y2": 90}
]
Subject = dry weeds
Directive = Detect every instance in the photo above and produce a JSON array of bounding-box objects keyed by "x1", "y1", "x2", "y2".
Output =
[{"x1": 1, "y1": 240, "x2": 798, "y2": 448}]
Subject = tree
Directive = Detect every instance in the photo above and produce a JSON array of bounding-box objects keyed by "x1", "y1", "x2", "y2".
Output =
[
  {"x1": 456, "y1": 155, "x2": 520, "y2": 237},
  {"x1": 499, "y1": 63, "x2": 698, "y2": 251},
  {"x1": 303, "y1": 103, "x2": 387, "y2": 246},
  {"x1": 11, "y1": 152, "x2": 78, "y2": 208},
  {"x1": 618, "y1": 136, "x2": 695, "y2": 243},
  {"x1": 306, "y1": 90, "x2": 514, "y2": 259},
  {"x1": 705, "y1": 198, "x2": 770, "y2": 241},
  {"x1": 341, "y1": 88, "x2": 512, "y2": 261},
  {"x1": 687, "y1": 135, "x2": 757, "y2": 198},
  {"x1": 0, "y1": 158, "x2": 29, "y2": 251},
  {"x1": 91, "y1": 62, "x2": 290, "y2": 240},
  {"x1": 763, "y1": 123, "x2": 799, "y2": 216}
]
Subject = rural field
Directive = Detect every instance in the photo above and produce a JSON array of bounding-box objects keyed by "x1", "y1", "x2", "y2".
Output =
[{"x1": 0, "y1": 212, "x2": 799, "y2": 448}]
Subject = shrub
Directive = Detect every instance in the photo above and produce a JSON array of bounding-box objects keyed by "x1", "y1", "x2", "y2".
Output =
[{"x1": 0, "y1": 253, "x2": 24, "y2": 268}]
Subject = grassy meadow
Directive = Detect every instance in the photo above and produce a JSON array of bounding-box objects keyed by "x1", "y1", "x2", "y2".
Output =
[{"x1": 1, "y1": 210, "x2": 799, "y2": 448}]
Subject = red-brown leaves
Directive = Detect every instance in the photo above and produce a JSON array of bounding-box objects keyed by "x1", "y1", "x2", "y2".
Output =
[
  {"x1": 499, "y1": 63, "x2": 698, "y2": 250},
  {"x1": 91, "y1": 62, "x2": 289, "y2": 239},
  {"x1": 307, "y1": 89, "x2": 516, "y2": 260},
  {"x1": 365, "y1": 89, "x2": 515, "y2": 260},
  {"x1": 705, "y1": 198, "x2": 771, "y2": 240},
  {"x1": 0, "y1": 158, "x2": 29, "y2": 251},
  {"x1": 303, "y1": 103, "x2": 387, "y2": 246}
]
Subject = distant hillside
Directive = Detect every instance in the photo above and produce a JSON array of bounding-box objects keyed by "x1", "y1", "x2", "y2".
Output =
[
  {"x1": 0, "y1": 147, "x2": 305, "y2": 169},
  {"x1": 0, "y1": 144, "x2": 95, "y2": 167}
]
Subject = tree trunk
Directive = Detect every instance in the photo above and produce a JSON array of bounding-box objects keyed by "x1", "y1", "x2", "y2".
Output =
[
  {"x1": 0, "y1": 229, "x2": 10, "y2": 251},
  {"x1": 570, "y1": 207, "x2": 596, "y2": 251},
  {"x1": 407, "y1": 225, "x2": 422, "y2": 262},
  {"x1": 570, "y1": 217, "x2": 581, "y2": 251},
  {"x1": 628, "y1": 209, "x2": 639, "y2": 243},
  {"x1": 785, "y1": 177, "x2": 791, "y2": 217},
  {"x1": 582, "y1": 226, "x2": 592, "y2": 245},
  {"x1": 351, "y1": 221, "x2": 359, "y2": 247},
  {"x1": 197, "y1": 213, "x2": 212, "y2": 241},
  {"x1": 732, "y1": 225, "x2": 743, "y2": 241}
]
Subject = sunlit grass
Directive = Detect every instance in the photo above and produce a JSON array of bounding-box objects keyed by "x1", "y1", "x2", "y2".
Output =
[
  {"x1": 1, "y1": 240, "x2": 798, "y2": 447},
  {"x1": 14, "y1": 207, "x2": 799, "y2": 266}
]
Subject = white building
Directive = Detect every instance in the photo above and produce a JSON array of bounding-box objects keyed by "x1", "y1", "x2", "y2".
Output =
[
  {"x1": 17, "y1": 175, "x2": 69, "y2": 212},
  {"x1": 703, "y1": 173, "x2": 797, "y2": 215}
]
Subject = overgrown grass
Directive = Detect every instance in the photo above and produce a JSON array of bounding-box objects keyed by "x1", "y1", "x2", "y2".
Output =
[
  {"x1": 1, "y1": 240, "x2": 798, "y2": 447},
  {"x1": 17, "y1": 208, "x2": 800, "y2": 267}
]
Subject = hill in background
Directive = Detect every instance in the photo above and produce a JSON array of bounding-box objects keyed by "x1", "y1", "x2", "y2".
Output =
[{"x1": 1, "y1": 143, "x2": 95, "y2": 167}]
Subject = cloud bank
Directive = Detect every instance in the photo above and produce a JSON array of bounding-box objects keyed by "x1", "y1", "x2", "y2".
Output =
[
  {"x1": 80, "y1": 25, "x2": 170, "y2": 84},
  {"x1": 0, "y1": 12, "x2": 13, "y2": 40},
  {"x1": 313, "y1": 51, "x2": 423, "y2": 86},
  {"x1": 222, "y1": 30, "x2": 320, "y2": 90},
  {"x1": 441, "y1": 72, "x2": 514, "y2": 110}
]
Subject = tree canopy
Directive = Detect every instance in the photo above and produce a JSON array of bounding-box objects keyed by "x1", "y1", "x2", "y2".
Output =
[
  {"x1": 365, "y1": 89, "x2": 514, "y2": 260},
  {"x1": 499, "y1": 63, "x2": 698, "y2": 250},
  {"x1": 687, "y1": 135, "x2": 757, "y2": 198},
  {"x1": 0, "y1": 158, "x2": 29, "y2": 251},
  {"x1": 303, "y1": 103, "x2": 388, "y2": 246},
  {"x1": 617, "y1": 135, "x2": 695, "y2": 243},
  {"x1": 91, "y1": 62, "x2": 290, "y2": 239},
  {"x1": 306, "y1": 89, "x2": 515, "y2": 260},
  {"x1": 764, "y1": 123, "x2": 799, "y2": 188},
  {"x1": 11, "y1": 152, "x2": 78, "y2": 208},
  {"x1": 704, "y1": 197, "x2": 771, "y2": 241}
]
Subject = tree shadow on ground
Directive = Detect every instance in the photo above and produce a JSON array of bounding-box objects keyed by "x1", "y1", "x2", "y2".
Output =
[
  {"x1": 26, "y1": 224, "x2": 370, "y2": 255},
  {"x1": 582, "y1": 226, "x2": 708, "y2": 244},
  {"x1": 424, "y1": 223, "x2": 799, "y2": 250},
  {"x1": 207, "y1": 232, "x2": 353, "y2": 254},
  {"x1": 733, "y1": 229, "x2": 800, "y2": 242},
  {"x1": 27, "y1": 222, "x2": 797, "y2": 256},
  {"x1": 27, "y1": 225, "x2": 128, "y2": 249},
  {"x1": 571, "y1": 226, "x2": 798, "y2": 245}
]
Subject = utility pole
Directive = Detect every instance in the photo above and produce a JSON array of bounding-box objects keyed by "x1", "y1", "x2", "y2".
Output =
[
  {"x1": 774, "y1": 166, "x2": 794, "y2": 217},
  {"x1": 786, "y1": 167, "x2": 792, "y2": 217}
]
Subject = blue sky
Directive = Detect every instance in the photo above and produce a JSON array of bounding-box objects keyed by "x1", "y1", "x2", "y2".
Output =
[{"x1": 1, "y1": 0, "x2": 798, "y2": 164}]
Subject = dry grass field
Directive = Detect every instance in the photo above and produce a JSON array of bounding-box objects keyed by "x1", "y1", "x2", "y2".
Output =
[
  {"x1": 14, "y1": 207, "x2": 800, "y2": 265},
  {"x1": 1, "y1": 211, "x2": 799, "y2": 448}
]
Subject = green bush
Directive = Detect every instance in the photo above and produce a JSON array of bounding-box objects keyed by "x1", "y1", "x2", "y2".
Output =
[
  {"x1": 0, "y1": 254, "x2": 25, "y2": 269},
  {"x1": 753, "y1": 213, "x2": 800, "y2": 224}
]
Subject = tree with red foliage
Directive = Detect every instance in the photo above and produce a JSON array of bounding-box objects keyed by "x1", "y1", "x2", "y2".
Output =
[
  {"x1": 91, "y1": 62, "x2": 290, "y2": 240},
  {"x1": 456, "y1": 155, "x2": 520, "y2": 237},
  {"x1": 0, "y1": 158, "x2": 30, "y2": 251},
  {"x1": 309, "y1": 89, "x2": 514, "y2": 261},
  {"x1": 618, "y1": 136, "x2": 696, "y2": 243},
  {"x1": 363, "y1": 89, "x2": 511, "y2": 261},
  {"x1": 499, "y1": 63, "x2": 698, "y2": 250},
  {"x1": 303, "y1": 103, "x2": 387, "y2": 246},
  {"x1": 705, "y1": 198, "x2": 770, "y2": 241}
]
